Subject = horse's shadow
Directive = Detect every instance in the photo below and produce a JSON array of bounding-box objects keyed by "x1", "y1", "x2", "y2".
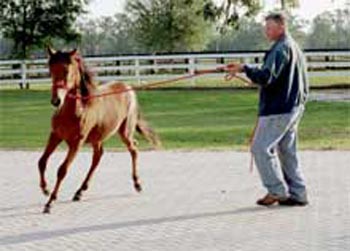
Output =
[
  {"x1": 0, "y1": 193, "x2": 134, "y2": 219},
  {"x1": 0, "y1": 205, "x2": 288, "y2": 246}
]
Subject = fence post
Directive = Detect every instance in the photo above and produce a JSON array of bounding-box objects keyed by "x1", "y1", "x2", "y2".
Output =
[
  {"x1": 149, "y1": 59, "x2": 156, "y2": 75},
  {"x1": 115, "y1": 60, "x2": 121, "y2": 75},
  {"x1": 135, "y1": 58, "x2": 141, "y2": 85},
  {"x1": 20, "y1": 60, "x2": 28, "y2": 89},
  {"x1": 189, "y1": 57, "x2": 195, "y2": 86}
]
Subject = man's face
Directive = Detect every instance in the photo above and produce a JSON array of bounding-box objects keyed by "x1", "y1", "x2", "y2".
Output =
[{"x1": 264, "y1": 19, "x2": 285, "y2": 41}]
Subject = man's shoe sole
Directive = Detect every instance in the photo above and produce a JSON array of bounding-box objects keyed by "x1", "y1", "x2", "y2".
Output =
[{"x1": 278, "y1": 198, "x2": 308, "y2": 206}]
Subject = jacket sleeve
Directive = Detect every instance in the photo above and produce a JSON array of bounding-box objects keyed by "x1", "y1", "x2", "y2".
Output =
[{"x1": 243, "y1": 46, "x2": 289, "y2": 86}]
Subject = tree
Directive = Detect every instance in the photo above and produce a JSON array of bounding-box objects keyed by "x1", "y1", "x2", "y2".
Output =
[
  {"x1": 78, "y1": 14, "x2": 138, "y2": 55},
  {"x1": 203, "y1": 0, "x2": 260, "y2": 32},
  {"x1": 206, "y1": 14, "x2": 306, "y2": 52},
  {"x1": 125, "y1": 0, "x2": 213, "y2": 53},
  {"x1": 0, "y1": 0, "x2": 88, "y2": 59},
  {"x1": 111, "y1": 13, "x2": 139, "y2": 54},
  {"x1": 78, "y1": 18, "x2": 104, "y2": 55},
  {"x1": 207, "y1": 18, "x2": 267, "y2": 51},
  {"x1": 286, "y1": 14, "x2": 307, "y2": 47},
  {"x1": 306, "y1": 9, "x2": 350, "y2": 49},
  {"x1": 203, "y1": 0, "x2": 300, "y2": 32},
  {"x1": 0, "y1": 36, "x2": 14, "y2": 59},
  {"x1": 332, "y1": 8, "x2": 350, "y2": 48},
  {"x1": 96, "y1": 14, "x2": 139, "y2": 55},
  {"x1": 280, "y1": 0, "x2": 299, "y2": 10}
]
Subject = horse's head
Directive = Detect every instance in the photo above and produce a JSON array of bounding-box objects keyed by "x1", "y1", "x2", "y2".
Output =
[{"x1": 47, "y1": 47, "x2": 83, "y2": 107}]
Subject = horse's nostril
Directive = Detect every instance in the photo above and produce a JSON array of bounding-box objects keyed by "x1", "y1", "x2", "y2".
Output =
[{"x1": 51, "y1": 98, "x2": 60, "y2": 107}]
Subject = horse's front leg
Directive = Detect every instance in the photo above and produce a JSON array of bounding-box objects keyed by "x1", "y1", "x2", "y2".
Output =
[
  {"x1": 38, "y1": 132, "x2": 62, "y2": 196},
  {"x1": 43, "y1": 142, "x2": 81, "y2": 214},
  {"x1": 73, "y1": 142, "x2": 104, "y2": 201}
]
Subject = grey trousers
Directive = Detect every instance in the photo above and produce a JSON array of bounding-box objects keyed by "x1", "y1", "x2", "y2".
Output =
[{"x1": 251, "y1": 106, "x2": 307, "y2": 201}]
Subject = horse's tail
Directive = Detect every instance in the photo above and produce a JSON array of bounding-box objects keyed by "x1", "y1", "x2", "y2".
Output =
[{"x1": 136, "y1": 114, "x2": 161, "y2": 149}]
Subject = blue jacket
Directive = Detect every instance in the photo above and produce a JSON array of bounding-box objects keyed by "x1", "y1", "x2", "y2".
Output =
[{"x1": 244, "y1": 34, "x2": 309, "y2": 116}]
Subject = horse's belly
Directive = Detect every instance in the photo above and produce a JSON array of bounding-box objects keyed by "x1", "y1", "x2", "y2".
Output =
[
  {"x1": 84, "y1": 96, "x2": 129, "y2": 143},
  {"x1": 85, "y1": 117, "x2": 122, "y2": 143}
]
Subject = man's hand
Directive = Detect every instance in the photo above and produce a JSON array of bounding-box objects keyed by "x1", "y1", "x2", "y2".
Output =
[
  {"x1": 224, "y1": 62, "x2": 244, "y2": 81},
  {"x1": 224, "y1": 63, "x2": 253, "y2": 86},
  {"x1": 228, "y1": 63, "x2": 244, "y2": 73}
]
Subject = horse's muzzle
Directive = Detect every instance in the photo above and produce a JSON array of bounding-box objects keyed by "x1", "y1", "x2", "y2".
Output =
[{"x1": 51, "y1": 98, "x2": 61, "y2": 107}]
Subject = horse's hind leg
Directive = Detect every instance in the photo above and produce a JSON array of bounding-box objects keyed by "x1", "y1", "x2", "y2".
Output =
[
  {"x1": 38, "y1": 132, "x2": 62, "y2": 196},
  {"x1": 43, "y1": 142, "x2": 80, "y2": 213},
  {"x1": 118, "y1": 120, "x2": 142, "y2": 192},
  {"x1": 122, "y1": 135, "x2": 142, "y2": 192},
  {"x1": 73, "y1": 142, "x2": 104, "y2": 201}
]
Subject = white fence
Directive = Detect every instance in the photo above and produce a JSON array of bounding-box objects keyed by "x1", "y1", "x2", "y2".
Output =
[{"x1": 0, "y1": 50, "x2": 349, "y2": 87}]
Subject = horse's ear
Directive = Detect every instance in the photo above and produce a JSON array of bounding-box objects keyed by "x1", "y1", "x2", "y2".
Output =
[
  {"x1": 47, "y1": 46, "x2": 56, "y2": 57},
  {"x1": 69, "y1": 48, "x2": 81, "y2": 64},
  {"x1": 69, "y1": 48, "x2": 78, "y2": 57}
]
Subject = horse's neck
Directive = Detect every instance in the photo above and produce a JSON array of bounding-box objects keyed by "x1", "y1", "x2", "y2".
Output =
[{"x1": 86, "y1": 81, "x2": 97, "y2": 92}]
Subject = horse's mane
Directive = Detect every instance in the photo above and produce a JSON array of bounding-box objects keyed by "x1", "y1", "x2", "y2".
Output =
[
  {"x1": 49, "y1": 51, "x2": 97, "y2": 98},
  {"x1": 77, "y1": 60, "x2": 96, "y2": 98}
]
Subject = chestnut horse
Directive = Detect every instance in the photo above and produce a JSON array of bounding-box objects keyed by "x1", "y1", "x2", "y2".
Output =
[{"x1": 38, "y1": 48, "x2": 160, "y2": 213}]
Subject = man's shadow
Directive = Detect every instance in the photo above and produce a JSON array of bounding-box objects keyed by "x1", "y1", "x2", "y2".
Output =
[{"x1": 0, "y1": 204, "x2": 289, "y2": 246}]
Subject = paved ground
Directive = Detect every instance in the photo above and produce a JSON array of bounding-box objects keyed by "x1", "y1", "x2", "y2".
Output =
[{"x1": 0, "y1": 150, "x2": 349, "y2": 251}]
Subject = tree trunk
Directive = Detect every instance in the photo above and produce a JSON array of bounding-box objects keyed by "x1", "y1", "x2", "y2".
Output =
[
  {"x1": 281, "y1": 0, "x2": 286, "y2": 9},
  {"x1": 21, "y1": 0, "x2": 27, "y2": 59}
]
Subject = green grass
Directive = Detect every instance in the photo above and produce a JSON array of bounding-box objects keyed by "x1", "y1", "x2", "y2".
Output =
[
  {"x1": 309, "y1": 75, "x2": 350, "y2": 87},
  {"x1": 1, "y1": 88, "x2": 349, "y2": 150},
  {"x1": 298, "y1": 101, "x2": 350, "y2": 149}
]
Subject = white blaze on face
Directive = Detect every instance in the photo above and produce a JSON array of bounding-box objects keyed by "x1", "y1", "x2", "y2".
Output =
[
  {"x1": 56, "y1": 88, "x2": 67, "y2": 107},
  {"x1": 50, "y1": 63, "x2": 78, "y2": 108}
]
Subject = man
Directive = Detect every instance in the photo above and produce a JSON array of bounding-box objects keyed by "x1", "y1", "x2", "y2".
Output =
[{"x1": 230, "y1": 12, "x2": 309, "y2": 206}]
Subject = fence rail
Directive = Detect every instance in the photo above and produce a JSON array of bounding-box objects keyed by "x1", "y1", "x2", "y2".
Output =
[{"x1": 0, "y1": 50, "x2": 349, "y2": 87}]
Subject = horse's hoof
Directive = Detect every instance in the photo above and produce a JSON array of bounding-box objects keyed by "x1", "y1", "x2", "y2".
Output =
[
  {"x1": 43, "y1": 189, "x2": 50, "y2": 196},
  {"x1": 43, "y1": 206, "x2": 51, "y2": 214},
  {"x1": 72, "y1": 195, "x2": 81, "y2": 201},
  {"x1": 134, "y1": 184, "x2": 142, "y2": 193},
  {"x1": 72, "y1": 192, "x2": 81, "y2": 201},
  {"x1": 40, "y1": 185, "x2": 50, "y2": 196}
]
